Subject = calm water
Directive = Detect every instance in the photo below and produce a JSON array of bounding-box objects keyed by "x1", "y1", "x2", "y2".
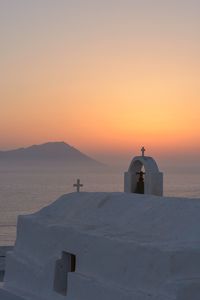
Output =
[{"x1": 0, "y1": 164, "x2": 200, "y2": 245}]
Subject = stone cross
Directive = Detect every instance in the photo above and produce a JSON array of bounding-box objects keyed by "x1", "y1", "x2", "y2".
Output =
[
  {"x1": 141, "y1": 146, "x2": 146, "y2": 157},
  {"x1": 73, "y1": 179, "x2": 83, "y2": 192}
]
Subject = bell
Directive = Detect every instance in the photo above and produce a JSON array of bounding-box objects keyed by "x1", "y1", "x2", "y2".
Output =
[{"x1": 135, "y1": 171, "x2": 145, "y2": 194}]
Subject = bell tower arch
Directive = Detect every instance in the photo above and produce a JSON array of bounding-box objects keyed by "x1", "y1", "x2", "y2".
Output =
[{"x1": 124, "y1": 148, "x2": 163, "y2": 196}]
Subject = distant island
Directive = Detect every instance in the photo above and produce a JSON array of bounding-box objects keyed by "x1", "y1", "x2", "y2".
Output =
[{"x1": 0, "y1": 142, "x2": 103, "y2": 167}]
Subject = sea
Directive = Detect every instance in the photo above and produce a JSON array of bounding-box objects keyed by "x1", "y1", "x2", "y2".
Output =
[{"x1": 0, "y1": 163, "x2": 200, "y2": 246}]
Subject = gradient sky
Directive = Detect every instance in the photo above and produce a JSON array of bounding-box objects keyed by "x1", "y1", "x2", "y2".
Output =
[{"x1": 0, "y1": 0, "x2": 199, "y2": 162}]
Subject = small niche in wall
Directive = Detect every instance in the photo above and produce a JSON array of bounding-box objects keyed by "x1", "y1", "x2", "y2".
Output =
[{"x1": 53, "y1": 251, "x2": 76, "y2": 295}]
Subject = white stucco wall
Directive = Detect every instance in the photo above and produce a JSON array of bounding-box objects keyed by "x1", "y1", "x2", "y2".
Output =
[{"x1": 1, "y1": 193, "x2": 200, "y2": 300}]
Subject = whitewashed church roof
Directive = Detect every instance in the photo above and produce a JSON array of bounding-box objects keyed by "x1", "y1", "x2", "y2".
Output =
[
  {"x1": 2, "y1": 192, "x2": 200, "y2": 300},
  {"x1": 26, "y1": 192, "x2": 200, "y2": 246}
]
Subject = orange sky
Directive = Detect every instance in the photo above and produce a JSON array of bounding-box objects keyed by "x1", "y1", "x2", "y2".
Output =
[{"x1": 0, "y1": 1, "x2": 200, "y2": 161}]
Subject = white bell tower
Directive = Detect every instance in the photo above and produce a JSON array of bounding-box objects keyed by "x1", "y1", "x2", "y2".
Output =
[{"x1": 124, "y1": 147, "x2": 163, "y2": 196}]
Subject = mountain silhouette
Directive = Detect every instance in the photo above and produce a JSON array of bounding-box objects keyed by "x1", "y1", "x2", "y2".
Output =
[{"x1": 0, "y1": 142, "x2": 102, "y2": 166}]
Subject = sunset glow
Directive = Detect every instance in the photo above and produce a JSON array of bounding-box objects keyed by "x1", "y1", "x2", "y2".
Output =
[{"x1": 0, "y1": 1, "x2": 199, "y2": 161}]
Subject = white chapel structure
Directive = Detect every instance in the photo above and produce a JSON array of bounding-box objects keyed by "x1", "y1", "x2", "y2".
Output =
[
  {"x1": 2, "y1": 192, "x2": 200, "y2": 300},
  {"x1": 1, "y1": 149, "x2": 200, "y2": 300},
  {"x1": 124, "y1": 147, "x2": 163, "y2": 196}
]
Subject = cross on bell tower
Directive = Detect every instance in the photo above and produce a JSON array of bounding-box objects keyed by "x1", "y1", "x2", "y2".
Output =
[{"x1": 73, "y1": 179, "x2": 83, "y2": 192}]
